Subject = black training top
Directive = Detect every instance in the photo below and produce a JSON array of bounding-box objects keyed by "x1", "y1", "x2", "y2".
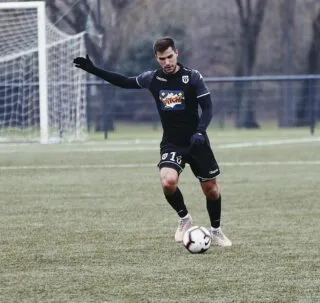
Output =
[
  {"x1": 90, "y1": 63, "x2": 212, "y2": 148},
  {"x1": 136, "y1": 64, "x2": 211, "y2": 147}
]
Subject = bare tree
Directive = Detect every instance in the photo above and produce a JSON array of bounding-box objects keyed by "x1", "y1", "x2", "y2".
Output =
[
  {"x1": 46, "y1": 0, "x2": 134, "y2": 135},
  {"x1": 296, "y1": 4, "x2": 320, "y2": 131},
  {"x1": 279, "y1": 0, "x2": 296, "y2": 127},
  {"x1": 46, "y1": 0, "x2": 135, "y2": 68},
  {"x1": 234, "y1": 0, "x2": 267, "y2": 128}
]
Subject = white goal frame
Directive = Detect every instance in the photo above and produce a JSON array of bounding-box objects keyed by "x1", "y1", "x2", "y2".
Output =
[{"x1": 0, "y1": 1, "x2": 48, "y2": 143}]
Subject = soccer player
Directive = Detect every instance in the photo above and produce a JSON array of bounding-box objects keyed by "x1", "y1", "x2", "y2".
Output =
[{"x1": 73, "y1": 36, "x2": 232, "y2": 246}]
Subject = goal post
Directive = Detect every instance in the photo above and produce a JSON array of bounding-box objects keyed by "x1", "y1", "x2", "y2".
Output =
[
  {"x1": 37, "y1": 2, "x2": 49, "y2": 144},
  {"x1": 0, "y1": 1, "x2": 87, "y2": 143}
]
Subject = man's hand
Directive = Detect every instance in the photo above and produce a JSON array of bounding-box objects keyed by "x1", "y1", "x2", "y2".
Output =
[
  {"x1": 190, "y1": 132, "x2": 206, "y2": 145},
  {"x1": 73, "y1": 55, "x2": 95, "y2": 72}
]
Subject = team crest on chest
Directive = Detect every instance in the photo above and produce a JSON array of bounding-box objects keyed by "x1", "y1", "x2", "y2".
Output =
[{"x1": 182, "y1": 75, "x2": 189, "y2": 84}]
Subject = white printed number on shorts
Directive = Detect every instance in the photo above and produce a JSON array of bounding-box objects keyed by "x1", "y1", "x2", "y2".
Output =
[{"x1": 162, "y1": 152, "x2": 182, "y2": 164}]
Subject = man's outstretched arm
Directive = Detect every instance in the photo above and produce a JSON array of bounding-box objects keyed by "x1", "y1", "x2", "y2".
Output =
[{"x1": 73, "y1": 55, "x2": 140, "y2": 89}]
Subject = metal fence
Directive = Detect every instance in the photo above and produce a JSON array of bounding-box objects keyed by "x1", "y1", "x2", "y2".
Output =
[{"x1": 87, "y1": 74, "x2": 320, "y2": 135}]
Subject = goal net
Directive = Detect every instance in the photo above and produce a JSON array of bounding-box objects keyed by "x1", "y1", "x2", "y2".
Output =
[{"x1": 0, "y1": 1, "x2": 87, "y2": 143}]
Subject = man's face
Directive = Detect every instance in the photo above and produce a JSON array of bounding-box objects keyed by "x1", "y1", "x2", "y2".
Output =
[{"x1": 155, "y1": 46, "x2": 178, "y2": 74}]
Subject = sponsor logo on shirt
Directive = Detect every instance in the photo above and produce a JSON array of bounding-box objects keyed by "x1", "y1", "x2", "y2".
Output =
[
  {"x1": 159, "y1": 90, "x2": 185, "y2": 110},
  {"x1": 156, "y1": 76, "x2": 167, "y2": 82}
]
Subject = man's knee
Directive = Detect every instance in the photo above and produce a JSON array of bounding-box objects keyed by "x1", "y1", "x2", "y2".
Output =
[
  {"x1": 201, "y1": 180, "x2": 220, "y2": 200},
  {"x1": 160, "y1": 168, "x2": 179, "y2": 195}
]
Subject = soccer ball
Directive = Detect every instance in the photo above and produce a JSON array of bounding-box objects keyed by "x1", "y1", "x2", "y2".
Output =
[{"x1": 183, "y1": 226, "x2": 212, "y2": 253}]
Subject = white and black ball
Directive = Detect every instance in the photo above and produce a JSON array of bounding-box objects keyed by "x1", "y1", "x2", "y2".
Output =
[{"x1": 183, "y1": 226, "x2": 212, "y2": 253}]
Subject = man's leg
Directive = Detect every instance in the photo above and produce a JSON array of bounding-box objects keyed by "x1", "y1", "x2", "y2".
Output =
[
  {"x1": 200, "y1": 179, "x2": 232, "y2": 247},
  {"x1": 160, "y1": 167, "x2": 192, "y2": 242}
]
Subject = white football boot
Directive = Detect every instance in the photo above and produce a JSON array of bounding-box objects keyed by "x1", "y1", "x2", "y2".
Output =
[
  {"x1": 211, "y1": 227, "x2": 232, "y2": 247},
  {"x1": 174, "y1": 214, "x2": 192, "y2": 242}
]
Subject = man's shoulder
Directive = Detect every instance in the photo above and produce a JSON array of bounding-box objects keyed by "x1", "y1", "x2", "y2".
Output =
[
  {"x1": 179, "y1": 64, "x2": 197, "y2": 71},
  {"x1": 141, "y1": 68, "x2": 173, "y2": 84},
  {"x1": 138, "y1": 69, "x2": 158, "y2": 78},
  {"x1": 181, "y1": 66, "x2": 203, "y2": 77},
  {"x1": 181, "y1": 66, "x2": 204, "y2": 84},
  {"x1": 181, "y1": 65, "x2": 193, "y2": 74},
  {"x1": 136, "y1": 69, "x2": 158, "y2": 88}
]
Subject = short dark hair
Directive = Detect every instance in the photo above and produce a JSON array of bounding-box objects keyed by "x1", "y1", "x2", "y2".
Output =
[{"x1": 153, "y1": 36, "x2": 176, "y2": 54}]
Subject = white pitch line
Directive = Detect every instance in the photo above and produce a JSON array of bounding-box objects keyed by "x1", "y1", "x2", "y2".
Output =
[
  {"x1": 0, "y1": 146, "x2": 159, "y2": 153},
  {"x1": 1, "y1": 161, "x2": 320, "y2": 170},
  {"x1": 222, "y1": 161, "x2": 320, "y2": 166},
  {"x1": 0, "y1": 137, "x2": 320, "y2": 154},
  {"x1": 0, "y1": 137, "x2": 319, "y2": 153},
  {"x1": 217, "y1": 137, "x2": 320, "y2": 149}
]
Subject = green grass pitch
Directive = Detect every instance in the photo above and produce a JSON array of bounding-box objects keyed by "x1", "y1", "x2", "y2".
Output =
[{"x1": 0, "y1": 124, "x2": 319, "y2": 302}]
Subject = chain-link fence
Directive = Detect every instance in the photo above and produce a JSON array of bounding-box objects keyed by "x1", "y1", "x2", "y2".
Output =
[{"x1": 87, "y1": 74, "x2": 320, "y2": 135}]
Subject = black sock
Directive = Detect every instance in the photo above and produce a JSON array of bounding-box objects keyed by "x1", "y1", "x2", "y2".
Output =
[
  {"x1": 165, "y1": 187, "x2": 188, "y2": 218},
  {"x1": 206, "y1": 195, "x2": 221, "y2": 228}
]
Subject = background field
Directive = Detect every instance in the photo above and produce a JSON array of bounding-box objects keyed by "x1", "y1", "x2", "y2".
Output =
[{"x1": 0, "y1": 124, "x2": 319, "y2": 303}]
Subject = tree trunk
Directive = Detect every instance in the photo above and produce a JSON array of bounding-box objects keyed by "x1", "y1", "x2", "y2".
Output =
[
  {"x1": 234, "y1": 0, "x2": 267, "y2": 128},
  {"x1": 279, "y1": 0, "x2": 296, "y2": 127},
  {"x1": 296, "y1": 8, "x2": 320, "y2": 126}
]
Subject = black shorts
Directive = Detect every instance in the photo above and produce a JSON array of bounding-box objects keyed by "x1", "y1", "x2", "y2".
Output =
[{"x1": 157, "y1": 144, "x2": 220, "y2": 181}]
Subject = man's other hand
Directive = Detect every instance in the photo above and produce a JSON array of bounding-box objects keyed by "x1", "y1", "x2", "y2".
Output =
[
  {"x1": 190, "y1": 132, "x2": 206, "y2": 145},
  {"x1": 73, "y1": 55, "x2": 95, "y2": 72}
]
